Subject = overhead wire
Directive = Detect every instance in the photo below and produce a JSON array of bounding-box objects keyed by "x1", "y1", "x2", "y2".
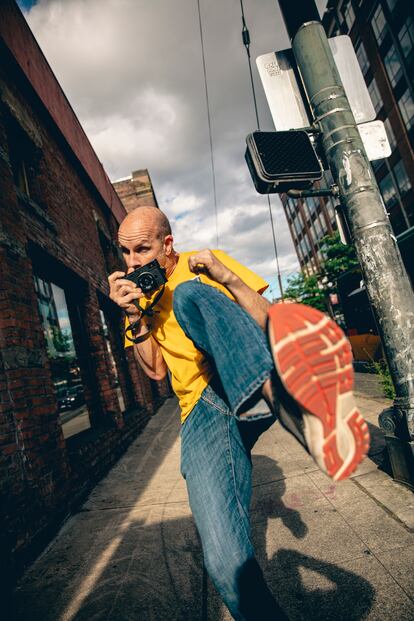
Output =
[
  {"x1": 239, "y1": 0, "x2": 285, "y2": 299},
  {"x1": 196, "y1": 0, "x2": 219, "y2": 248}
]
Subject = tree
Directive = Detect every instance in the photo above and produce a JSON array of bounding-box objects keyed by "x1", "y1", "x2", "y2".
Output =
[
  {"x1": 284, "y1": 272, "x2": 327, "y2": 311},
  {"x1": 320, "y1": 232, "x2": 360, "y2": 287},
  {"x1": 284, "y1": 232, "x2": 360, "y2": 313}
]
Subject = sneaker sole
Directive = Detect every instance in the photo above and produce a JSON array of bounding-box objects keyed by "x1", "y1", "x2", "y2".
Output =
[{"x1": 268, "y1": 303, "x2": 370, "y2": 481}]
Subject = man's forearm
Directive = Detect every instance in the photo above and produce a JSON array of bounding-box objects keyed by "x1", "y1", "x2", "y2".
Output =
[
  {"x1": 224, "y1": 273, "x2": 270, "y2": 330},
  {"x1": 129, "y1": 318, "x2": 167, "y2": 380}
]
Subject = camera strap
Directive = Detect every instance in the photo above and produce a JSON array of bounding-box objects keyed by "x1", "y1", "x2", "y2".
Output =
[{"x1": 124, "y1": 285, "x2": 165, "y2": 344}]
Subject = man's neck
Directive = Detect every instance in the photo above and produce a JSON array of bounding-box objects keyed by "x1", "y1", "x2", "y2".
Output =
[{"x1": 165, "y1": 251, "x2": 179, "y2": 278}]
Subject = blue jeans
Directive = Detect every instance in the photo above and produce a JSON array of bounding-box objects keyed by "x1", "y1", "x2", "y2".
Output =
[{"x1": 174, "y1": 282, "x2": 287, "y2": 620}]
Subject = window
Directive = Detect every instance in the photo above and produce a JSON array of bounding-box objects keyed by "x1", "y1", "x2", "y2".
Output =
[
  {"x1": 399, "y1": 18, "x2": 414, "y2": 59},
  {"x1": 34, "y1": 275, "x2": 90, "y2": 438},
  {"x1": 299, "y1": 201, "x2": 309, "y2": 224},
  {"x1": 368, "y1": 77, "x2": 383, "y2": 113},
  {"x1": 300, "y1": 236, "x2": 311, "y2": 258},
  {"x1": 286, "y1": 197, "x2": 297, "y2": 219},
  {"x1": 393, "y1": 160, "x2": 412, "y2": 195},
  {"x1": 343, "y1": 2, "x2": 356, "y2": 31},
  {"x1": 325, "y1": 199, "x2": 336, "y2": 223},
  {"x1": 383, "y1": 117, "x2": 396, "y2": 150},
  {"x1": 372, "y1": 157, "x2": 384, "y2": 172},
  {"x1": 307, "y1": 197, "x2": 318, "y2": 218},
  {"x1": 100, "y1": 310, "x2": 125, "y2": 412},
  {"x1": 6, "y1": 120, "x2": 33, "y2": 196},
  {"x1": 379, "y1": 171, "x2": 399, "y2": 209},
  {"x1": 398, "y1": 89, "x2": 414, "y2": 130},
  {"x1": 385, "y1": 0, "x2": 397, "y2": 11},
  {"x1": 356, "y1": 41, "x2": 370, "y2": 74},
  {"x1": 371, "y1": 5, "x2": 387, "y2": 45},
  {"x1": 294, "y1": 212, "x2": 303, "y2": 236},
  {"x1": 313, "y1": 216, "x2": 323, "y2": 239},
  {"x1": 384, "y1": 44, "x2": 403, "y2": 87},
  {"x1": 284, "y1": 200, "x2": 292, "y2": 220}
]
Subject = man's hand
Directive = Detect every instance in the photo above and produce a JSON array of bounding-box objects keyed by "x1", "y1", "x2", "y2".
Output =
[
  {"x1": 188, "y1": 250, "x2": 235, "y2": 287},
  {"x1": 188, "y1": 251, "x2": 271, "y2": 330},
  {"x1": 108, "y1": 271, "x2": 144, "y2": 317}
]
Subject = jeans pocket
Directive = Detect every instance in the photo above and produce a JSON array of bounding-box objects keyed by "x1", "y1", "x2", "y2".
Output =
[{"x1": 200, "y1": 384, "x2": 230, "y2": 416}]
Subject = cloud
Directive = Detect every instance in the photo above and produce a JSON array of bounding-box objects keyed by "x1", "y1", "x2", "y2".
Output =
[{"x1": 24, "y1": 0, "x2": 328, "y2": 291}]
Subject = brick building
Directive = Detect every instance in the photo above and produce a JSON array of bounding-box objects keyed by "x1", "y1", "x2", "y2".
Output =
[
  {"x1": 113, "y1": 169, "x2": 159, "y2": 213},
  {"x1": 0, "y1": 0, "x2": 169, "y2": 598}
]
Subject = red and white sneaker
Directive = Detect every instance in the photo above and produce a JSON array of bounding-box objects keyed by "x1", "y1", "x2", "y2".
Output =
[{"x1": 268, "y1": 303, "x2": 370, "y2": 481}]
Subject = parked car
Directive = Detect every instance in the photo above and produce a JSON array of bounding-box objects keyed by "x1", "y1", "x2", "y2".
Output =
[{"x1": 57, "y1": 385, "x2": 85, "y2": 412}]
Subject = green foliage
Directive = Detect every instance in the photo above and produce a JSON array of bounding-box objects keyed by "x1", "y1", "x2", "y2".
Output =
[
  {"x1": 284, "y1": 272, "x2": 327, "y2": 311},
  {"x1": 284, "y1": 232, "x2": 360, "y2": 314},
  {"x1": 51, "y1": 326, "x2": 71, "y2": 353},
  {"x1": 370, "y1": 360, "x2": 396, "y2": 400},
  {"x1": 320, "y1": 232, "x2": 360, "y2": 287}
]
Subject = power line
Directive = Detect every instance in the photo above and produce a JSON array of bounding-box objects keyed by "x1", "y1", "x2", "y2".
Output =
[
  {"x1": 239, "y1": 0, "x2": 260, "y2": 130},
  {"x1": 196, "y1": 0, "x2": 219, "y2": 248},
  {"x1": 239, "y1": 0, "x2": 284, "y2": 299}
]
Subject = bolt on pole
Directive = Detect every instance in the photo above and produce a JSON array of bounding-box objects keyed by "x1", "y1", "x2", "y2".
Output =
[{"x1": 278, "y1": 0, "x2": 414, "y2": 487}]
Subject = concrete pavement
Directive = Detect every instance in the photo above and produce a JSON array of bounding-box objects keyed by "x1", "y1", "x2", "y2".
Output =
[{"x1": 13, "y1": 374, "x2": 414, "y2": 620}]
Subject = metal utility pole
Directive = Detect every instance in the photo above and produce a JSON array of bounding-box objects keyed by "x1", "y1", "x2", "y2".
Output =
[{"x1": 278, "y1": 0, "x2": 414, "y2": 487}]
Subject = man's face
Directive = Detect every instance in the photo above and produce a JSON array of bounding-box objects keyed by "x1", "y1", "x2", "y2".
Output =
[{"x1": 118, "y1": 215, "x2": 172, "y2": 275}]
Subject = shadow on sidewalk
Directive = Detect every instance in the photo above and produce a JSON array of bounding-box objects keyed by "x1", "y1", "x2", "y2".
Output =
[
  {"x1": 14, "y1": 451, "x2": 375, "y2": 620},
  {"x1": 263, "y1": 548, "x2": 374, "y2": 621},
  {"x1": 366, "y1": 421, "x2": 392, "y2": 475},
  {"x1": 249, "y1": 455, "x2": 374, "y2": 620}
]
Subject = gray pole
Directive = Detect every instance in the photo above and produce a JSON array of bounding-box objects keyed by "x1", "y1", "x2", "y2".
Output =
[{"x1": 278, "y1": 0, "x2": 414, "y2": 487}]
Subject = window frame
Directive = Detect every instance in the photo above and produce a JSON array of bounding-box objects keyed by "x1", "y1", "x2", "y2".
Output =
[
  {"x1": 367, "y1": 77, "x2": 383, "y2": 113},
  {"x1": 371, "y1": 4, "x2": 387, "y2": 46},
  {"x1": 356, "y1": 41, "x2": 370, "y2": 75},
  {"x1": 398, "y1": 88, "x2": 414, "y2": 131},
  {"x1": 398, "y1": 17, "x2": 414, "y2": 59},
  {"x1": 33, "y1": 272, "x2": 91, "y2": 439},
  {"x1": 393, "y1": 160, "x2": 412, "y2": 196}
]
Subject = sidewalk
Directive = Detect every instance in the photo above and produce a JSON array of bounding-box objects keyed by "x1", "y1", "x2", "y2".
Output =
[{"x1": 13, "y1": 374, "x2": 414, "y2": 620}]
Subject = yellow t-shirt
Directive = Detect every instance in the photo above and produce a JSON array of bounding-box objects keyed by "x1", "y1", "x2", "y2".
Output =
[{"x1": 125, "y1": 250, "x2": 268, "y2": 423}]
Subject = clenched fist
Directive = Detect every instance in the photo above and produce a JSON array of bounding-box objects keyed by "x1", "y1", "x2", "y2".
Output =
[
  {"x1": 108, "y1": 271, "x2": 144, "y2": 317},
  {"x1": 188, "y1": 250, "x2": 234, "y2": 286}
]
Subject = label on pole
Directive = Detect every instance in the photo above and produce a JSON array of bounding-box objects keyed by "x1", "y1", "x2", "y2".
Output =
[
  {"x1": 357, "y1": 120, "x2": 391, "y2": 161},
  {"x1": 256, "y1": 50, "x2": 311, "y2": 130},
  {"x1": 257, "y1": 35, "x2": 375, "y2": 130}
]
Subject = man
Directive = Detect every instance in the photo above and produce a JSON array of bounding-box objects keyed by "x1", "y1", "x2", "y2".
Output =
[{"x1": 109, "y1": 206, "x2": 369, "y2": 620}]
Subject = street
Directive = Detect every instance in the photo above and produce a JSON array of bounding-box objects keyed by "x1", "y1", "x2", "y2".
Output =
[{"x1": 13, "y1": 374, "x2": 414, "y2": 620}]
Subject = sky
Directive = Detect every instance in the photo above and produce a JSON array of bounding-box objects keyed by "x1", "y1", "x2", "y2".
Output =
[{"x1": 19, "y1": 0, "x2": 327, "y2": 300}]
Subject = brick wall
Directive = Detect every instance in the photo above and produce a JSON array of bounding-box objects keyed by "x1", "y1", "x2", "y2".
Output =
[
  {"x1": 112, "y1": 169, "x2": 159, "y2": 213},
  {"x1": 0, "y1": 45, "x2": 171, "y2": 593}
]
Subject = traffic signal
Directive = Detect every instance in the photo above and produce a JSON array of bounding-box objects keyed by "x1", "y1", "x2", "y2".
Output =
[{"x1": 245, "y1": 130, "x2": 322, "y2": 193}]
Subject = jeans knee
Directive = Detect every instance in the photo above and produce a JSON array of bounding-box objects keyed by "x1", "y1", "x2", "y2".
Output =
[{"x1": 173, "y1": 281, "x2": 199, "y2": 316}]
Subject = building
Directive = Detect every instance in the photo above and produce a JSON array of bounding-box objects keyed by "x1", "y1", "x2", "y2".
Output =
[
  {"x1": 0, "y1": 0, "x2": 169, "y2": 598},
  {"x1": 113, "y1": 169, "x2": 159, "y2": 213},
  {"x1": 281, "y1": 175, "x2": 338, "y2": 276},
  {"x1": 281, "y1": 0, "x2": 414, "y2": 281}
]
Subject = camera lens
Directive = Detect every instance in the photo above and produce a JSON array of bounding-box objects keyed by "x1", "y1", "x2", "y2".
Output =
[{"x1": 138, "y1": 272, "x2": 155, "y2": 292}]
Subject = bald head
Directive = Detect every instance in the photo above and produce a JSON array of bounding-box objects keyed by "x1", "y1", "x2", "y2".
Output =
[
  {"x1": 118, "y1": 206, "x2": 177, "y2": 275},
  {"x1": 120, "y1": 206, "x2": 171, "y2": 241}
]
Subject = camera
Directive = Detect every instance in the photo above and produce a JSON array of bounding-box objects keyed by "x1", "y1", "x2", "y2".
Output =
[{"x1": 123, "y1": 259, "x2": 167, "y2": 294}]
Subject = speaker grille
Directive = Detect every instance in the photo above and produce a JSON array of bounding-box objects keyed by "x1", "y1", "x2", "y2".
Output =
[{"x1": 252, "y1": 131, "x2": 321, "y2": 178}]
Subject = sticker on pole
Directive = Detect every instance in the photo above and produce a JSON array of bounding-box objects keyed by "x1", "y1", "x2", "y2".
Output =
[
  {"x1": 256, "y1": 50, "x2": 311, "y2": 130},
  {"x1": 257, "y1": 35, "x2": 376, "y2": 130},
  {"x1": 357, "y1": 120, "x2": 391, "y2": 161}
]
